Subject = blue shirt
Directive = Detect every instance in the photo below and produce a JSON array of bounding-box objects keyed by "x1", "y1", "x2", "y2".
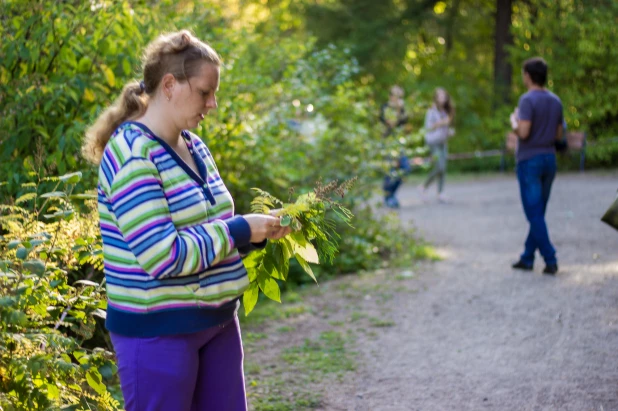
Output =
[{"x1": 517, "y1": 89, "x2": 563, "y2": 162}]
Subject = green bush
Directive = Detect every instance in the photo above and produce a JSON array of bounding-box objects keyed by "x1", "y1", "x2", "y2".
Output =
[{"x1": 0, "y1": 172, "x2": 119, "y2": 410}]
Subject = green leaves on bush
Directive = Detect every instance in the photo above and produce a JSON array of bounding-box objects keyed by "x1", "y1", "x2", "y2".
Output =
[{"x1": 0, "y1": 176, "x2": 114, "y2": 410}]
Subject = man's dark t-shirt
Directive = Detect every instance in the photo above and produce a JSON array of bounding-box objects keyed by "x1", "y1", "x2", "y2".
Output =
[{"x1": 517, "y1": 89, "x2": 563, "y2": 162}]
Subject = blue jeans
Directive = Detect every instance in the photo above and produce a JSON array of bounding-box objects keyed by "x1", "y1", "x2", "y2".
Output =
[{"x1": 517, "y1": 153, "x2": 557, "y2": 265}]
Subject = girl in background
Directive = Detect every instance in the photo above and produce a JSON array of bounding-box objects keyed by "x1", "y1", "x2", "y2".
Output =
[{"x1": 420, "y1": 88, "x2": 455, "y2": 203}]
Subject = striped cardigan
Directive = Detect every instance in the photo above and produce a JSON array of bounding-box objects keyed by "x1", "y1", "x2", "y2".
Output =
[{"x1": 98, "y1": 121, "x2": 253, "y2": 337}]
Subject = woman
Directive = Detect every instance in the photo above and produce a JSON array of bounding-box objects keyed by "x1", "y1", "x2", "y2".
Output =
[
  {"x1": 379, "y1": 85, "x2": 409, "y2": 208},
  {"x1": 82, "y1": 30, "x2": 290, "y2": 411},
  {"x1": 420, "y1": 88, "x2": 455, "y2": 203}
]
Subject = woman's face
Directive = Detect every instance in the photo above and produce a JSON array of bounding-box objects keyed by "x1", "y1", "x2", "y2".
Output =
[
  {"x1": 171, "y1": 62, "x2": 220, "y2": 130},
  {"x1": 435, "y1": 89, "x2": 448, "y2": 106}
]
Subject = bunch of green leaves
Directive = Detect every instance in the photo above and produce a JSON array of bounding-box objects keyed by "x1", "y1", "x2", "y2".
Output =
[
  {"x1": 241, "y1": 179, "x2": 356, "y2": 315},
  {"x1": 0, "y1": 172, "x2": 119, "y2": 410}
]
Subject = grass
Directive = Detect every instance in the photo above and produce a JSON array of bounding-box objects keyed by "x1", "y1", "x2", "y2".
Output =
[
  {"x1": 250, "y1": 390, "x2": 323, "y2": 411},
  {"x1": 239, "y1": 299, "x2": 308, "y2": 327},
  {"x1": 281, "y1": 331, "x2": 356, "y2": 376},
  {"x1": 242, "y1": 286, "x2": 358, "y2": 410},
  {"x1": 244, "y1": 332, "x2": 268, "y2": 344},
  {"x1": 369, "y1": 317, "x2": 396, "y2": 328},
  {"x1": 240, "y1": 218, "x2": 440, "y2": 410},
  {"x1": 277, "y1": 325, "x2": 295, "y2": 333},
  {"x1": 245, "y1": 326, "x2": 355, "y2": 410}
]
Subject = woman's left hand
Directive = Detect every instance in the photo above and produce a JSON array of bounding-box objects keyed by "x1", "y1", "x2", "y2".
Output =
[
  {"x1": 268, "y1": 209, "x2": 292, "y2": 239},
  {"x1": 269, "y1": 225, "x2": 292, "y2": 240}
]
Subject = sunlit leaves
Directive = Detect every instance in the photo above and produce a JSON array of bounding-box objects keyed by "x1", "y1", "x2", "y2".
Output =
[{"x1": 242, "y1": 180, "x2": 355, "y2": 315}]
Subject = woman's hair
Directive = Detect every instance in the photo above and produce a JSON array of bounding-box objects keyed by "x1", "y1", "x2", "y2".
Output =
[
  {"x1": 434, "y1": 87, "x2": 455, "y2": 119},
  {"x1": 82, "y1": 30, "x2": 221, "y2": 164}
]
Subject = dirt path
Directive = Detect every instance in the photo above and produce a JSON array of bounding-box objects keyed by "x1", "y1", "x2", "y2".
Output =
[{"x1": 245, "y1": 173, "x2": 618, "y2": 411}]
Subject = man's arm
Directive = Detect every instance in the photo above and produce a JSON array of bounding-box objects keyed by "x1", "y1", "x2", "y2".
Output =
[
  {"x1": 555, "y1": 122, "x2": 564, "y2": 141},
  {"x1": 514, "y1": 120, "x2": 532, "y2": 140}
]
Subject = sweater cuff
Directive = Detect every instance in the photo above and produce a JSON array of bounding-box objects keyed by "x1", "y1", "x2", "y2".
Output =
[
  {"x1": 225, "y1": 216, "x2": 252, "y2": 249},
  {"x1": 238, "y1": 239, "x2": 267, "y2": 257}
]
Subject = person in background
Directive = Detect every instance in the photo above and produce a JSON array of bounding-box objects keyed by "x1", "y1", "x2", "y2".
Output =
[
  {"x1": 82, "y1": 30, "x2": 290, "y2": 410},
  {"x1": 379, "y1": 85, "x2": 409, "y2": 208},
  {"x1": 509, "y1": 57, "x2": 563, "y2": 275},
  {"x1": 419, "y1": 87, "x2": 455, "y2": 203}
]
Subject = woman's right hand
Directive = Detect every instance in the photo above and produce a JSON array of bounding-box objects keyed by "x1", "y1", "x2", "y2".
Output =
[{"x1": 243, "y1": 214, "x2": 288, "y2": 243}]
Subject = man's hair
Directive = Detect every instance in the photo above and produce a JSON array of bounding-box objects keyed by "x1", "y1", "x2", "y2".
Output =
[{"x1": 523, "y1": 57, "x2": 548, "y2": 86}]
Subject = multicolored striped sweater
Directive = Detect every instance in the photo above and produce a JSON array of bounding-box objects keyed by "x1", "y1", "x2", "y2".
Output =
[{"x1": 98, "y1": 122, "x2": 253, "y2": 337}]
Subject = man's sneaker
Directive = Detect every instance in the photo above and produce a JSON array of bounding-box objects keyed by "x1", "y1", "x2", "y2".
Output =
[
  {"x1": 543, "y1": 264, "x2": 558, "y2": 275},
  {"x1": 512, "y1": 260, "x2": 533, "y2": 271}
]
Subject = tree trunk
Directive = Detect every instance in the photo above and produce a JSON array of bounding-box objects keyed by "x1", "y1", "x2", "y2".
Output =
[
  {"x1": 494, "y1": 0, "x2": 513, "y2": 108},
  {"x1": 445, "y1": 0, "x2": 462, "y2": 55}
]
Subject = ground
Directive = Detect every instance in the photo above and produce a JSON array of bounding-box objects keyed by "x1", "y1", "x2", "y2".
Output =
[{"x1": 243, "y1": 172, "x2": 618, "y2": 411}]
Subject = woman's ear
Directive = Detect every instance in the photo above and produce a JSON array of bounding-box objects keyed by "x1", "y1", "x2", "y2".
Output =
[{"x1": 160, "y1": 73, "x2": 177, "y2": 100}]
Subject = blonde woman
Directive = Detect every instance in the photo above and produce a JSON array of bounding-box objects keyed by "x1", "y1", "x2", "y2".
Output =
[{"x1": 83, "y1": 31, "x2": 290, "y2": 410}]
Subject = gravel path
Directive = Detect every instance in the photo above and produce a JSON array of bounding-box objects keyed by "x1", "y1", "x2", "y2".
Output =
[{"x1": 348, "y1": 172, "x2": 618, "y2": 411}]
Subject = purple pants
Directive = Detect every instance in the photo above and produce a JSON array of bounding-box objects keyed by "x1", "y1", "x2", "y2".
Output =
[{"x1": 110, "y1": 317, "x2": 247, "y2": 411}]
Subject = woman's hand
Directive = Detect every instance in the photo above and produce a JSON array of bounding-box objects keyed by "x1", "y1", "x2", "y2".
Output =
[{"x1": 244, "y1": 214, "x2": 292, "y2": 242}]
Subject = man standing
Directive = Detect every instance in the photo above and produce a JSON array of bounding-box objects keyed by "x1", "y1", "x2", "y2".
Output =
[
  {"x1": 379, "y1": 85, "x2": 409, "y2": 208},
  {"x1": 509, "y1": 57, "x2": 564, "y2": 275}
]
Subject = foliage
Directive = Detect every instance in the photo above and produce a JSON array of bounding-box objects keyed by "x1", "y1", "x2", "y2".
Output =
[
  {"x1": 0, "y1": 0, "x2": 151, "y2": 196},
  {"x1": 0, "y1": 172, "x2": 117, "y2": 410},
  {"x1": 242, "y1": 179, "x2": 356, "y2": 315},
  {"x1": 509, "y1": 0, "x2": 618, "y2": 141},
  {"x1": 302, "y1": 0, "x2": 618, "y2": 167}
]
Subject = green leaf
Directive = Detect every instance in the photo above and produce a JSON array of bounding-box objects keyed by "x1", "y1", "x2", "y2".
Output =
[
  {"x1": 15, "y1": 247, "x2": 28, "y2": 260},
  {"x1": 258, "y1": 276, "x2": 281, "y2": 302},
  {"x1": 294, "y1": 241, "x2": 319, "y2": 264},
  {"x1": 102, "y1": 65, "x2": 116, "y2": 87},
  {"x1": 74, "y1": 279, "x2": 98, "y2": 287},
  {"x1": 122, "y1": 59, "x2": 132, "y2": 76},
  {"x1": 43, "y1": 209, "x2": 74, "y2": 220},
  {"x1": 93, "y1": 309, "x2": 107, "y2": 319},
  {"x1": 0, "y1": 296, "x2": 16, "y2": 307},
  {"x1": 280, "y1": 237, "x2": 294, "y2": 261},
  {"x1": 73, "y1": 351, "x2": 88, "y2": 364},
  {"x1": 242, "y1": 282, "x2": 259, "y2": 316},
  {"x1": 270, "y1": 243, "x2": 288, "y2": 280},
  {"x1": 77, "y1": 56, "x2": 92, "y2": 73},
  {"x1": 262, "y1": 253, "x2": 280, "y2": 277},
  {"x1": 9, "y1": 310, "x2": 28, "y2": 326},
  {"x1": 22, "y1": 259, "x2": 45, "y2": 275},
  {"x1": 98, "y1": 363, "x2": 116, "y2": 380},
  {"x1": 7, "y1": 240, "x2": 21, "y2": 249},
  {"x1": 295, "y1": 253, "x2": 318, "y2": 284},
  {"x1": 280, "y1": 215, "x2": 292, "y2": 226},
  {"x1": 68, "y1": 383, "x2": 82, "y2": 392},
  {"x1": 46, "y1": 383, "x2": 60, "y2": 399},
  {"x1": 59, "y1": 171, "x2": 81, "y2": 184},
  {"x1": 70, "y1": 193, "x2": 97, "y2": 200},
  {"x1": 86, "y1": 369, "x2": 107, "y2": 395},
  {"x1": 15, "y1": 192, "x2": 37, "y2": 204},
  {"x1": 40, "y1": 191, "x2": 67, "y2": 199},
  {"x1": 290, "y1": 231, "x2": 308, "y2": 247}
]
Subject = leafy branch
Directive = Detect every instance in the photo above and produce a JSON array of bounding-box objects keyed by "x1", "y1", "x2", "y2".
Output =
[{"x1": 242, "y1": 178, "x2": 357, "y2": 315}]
